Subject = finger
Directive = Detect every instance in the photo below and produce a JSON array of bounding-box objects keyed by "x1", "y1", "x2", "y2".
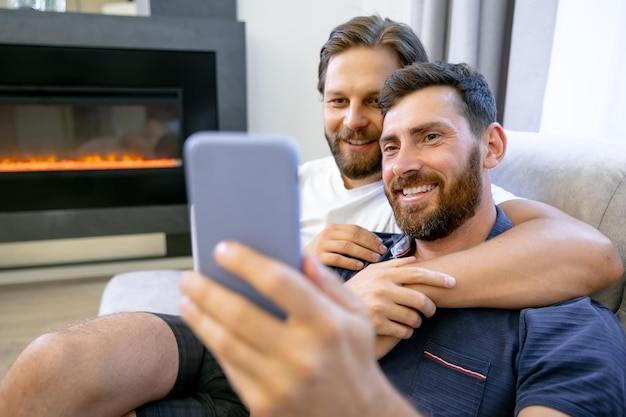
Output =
[
  {"x1": 321, "y1": 240, "x2": 383, "y2": 264},
  {"x1": 179, "y1": 294, "x2": 272, "y2": 408},
  {"x1": 301, "y1": 252, "x2": 366, "y2": 315},
  {"x1": 370, "y1": 306, "x2": 421, "y2": 338},
  {"x1": 391, "y1": 288, "x2": 437, "y2": 318},
  {"x1": 213, "y1": 241, "x2": 340, "y2": 324},
  {"x1": 376, "y1": 302, "x2": 424, "y2": 330},
  {"x1": 316, "y1": 251, "x2": 365, "y2": 271},
  {"x1": 180, "y1": 270, "x2": 286, "y2": 353},
  {"x1": 309, "y1": 232, "x2": 386, "y2": 269},
  {"x1": 390, "y1": 266, "x2": 456, "y2": 288},
  {"x1": 380, "y1": 319, "x2": 416, "y2": 340},
  {"x1": 321, "y1": 224, "x2": 388, "y2": 254}
]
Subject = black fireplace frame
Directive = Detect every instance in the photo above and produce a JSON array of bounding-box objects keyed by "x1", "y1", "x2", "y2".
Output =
[
  {"x1": 0, "y1": 44, "x2": 217, "y2": 213},
  {"x1": 0, "y1": 8, "x2": 247, "y2": 249}
]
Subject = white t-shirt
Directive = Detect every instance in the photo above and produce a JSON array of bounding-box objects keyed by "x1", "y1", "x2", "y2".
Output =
[{"x1": 299, "y1": 156, "x2": 519, "y2": 247}]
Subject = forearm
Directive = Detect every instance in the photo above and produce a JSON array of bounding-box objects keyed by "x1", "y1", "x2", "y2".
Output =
[{"x1": 408, "y1": 216, "x2": 622, "y2": 309}]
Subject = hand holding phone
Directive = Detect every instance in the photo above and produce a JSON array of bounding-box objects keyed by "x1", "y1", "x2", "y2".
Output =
[{"x1": 183, "y1": 132, "x2": 301, "y2": 318}]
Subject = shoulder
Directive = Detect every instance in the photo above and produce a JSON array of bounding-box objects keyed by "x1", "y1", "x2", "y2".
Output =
[
  {"x1": 522, "y1": 297, "x2": 618, "y2": 323},
  {"x1": 520, "y1": 297, "x2": 623, "y2": 340},
  {"x1": 516, "y1": 297, "x2": 626, "y2": 415}
]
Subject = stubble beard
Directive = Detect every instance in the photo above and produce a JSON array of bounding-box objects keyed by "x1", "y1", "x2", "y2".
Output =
[
  {"x1": 385, "y1": 145, "x2": 483, "y2": 241},
  {"x1": 325, "y1": 127, "x2": 382, "y2": 180}
]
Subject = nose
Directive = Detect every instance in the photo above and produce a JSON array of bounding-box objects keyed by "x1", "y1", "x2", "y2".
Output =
[
  {"x1": 344, "y1": 103, "x2": 368, "y2": 130},
  {"x1": 390, "y1": 144, "x2": 422, "y2": 177}
]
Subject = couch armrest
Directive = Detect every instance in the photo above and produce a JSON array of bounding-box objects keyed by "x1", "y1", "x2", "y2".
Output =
[
  {"x1": 98, "y1": 270, "x2": 184, "y2": 316},
  {"x1": 492, "y1": 130, "x2": 626, "y2": 332}
]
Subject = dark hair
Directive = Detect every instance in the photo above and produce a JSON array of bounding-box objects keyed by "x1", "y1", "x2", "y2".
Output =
[
  {"x1": 317, "y1": 15, "x2": 429, "y2": 95},
  {"x1": 379, "y1": 62, "x2": 497, "y2": 138}
]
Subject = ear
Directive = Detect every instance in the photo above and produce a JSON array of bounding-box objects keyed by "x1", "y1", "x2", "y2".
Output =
[{"x1": 482, "y1": 122, "x2": 506, "y2": 169}]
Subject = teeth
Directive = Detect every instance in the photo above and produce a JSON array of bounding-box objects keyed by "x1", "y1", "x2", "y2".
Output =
[
  {"x1": 403, "y1": 184, "x2": 435, "y2": 196},
  {"x1": 346, "y1": 139, "x2": 370, "y2": 145}
]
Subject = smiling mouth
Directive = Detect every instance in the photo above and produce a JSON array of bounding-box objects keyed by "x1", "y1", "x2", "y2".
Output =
[
  {"x1": 402, "y1": 184, "x2": 436, "y2": 196},
  {"x1": 344, "y1": 138, "x2": 376, "y2": 146}
]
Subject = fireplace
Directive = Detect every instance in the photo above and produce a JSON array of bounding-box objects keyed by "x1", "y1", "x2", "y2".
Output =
[
  {"x1": 0, "y1": 7, "x2": 246, "y2": 262},
  {"x1": 0, "y1": 44, "x2": 216, "y2": 213}
]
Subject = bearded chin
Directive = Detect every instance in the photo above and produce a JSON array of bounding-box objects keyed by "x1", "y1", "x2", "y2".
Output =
[
  {"x1": 325, "y1": 130, "x2": 382, "y2": 180},
  {"x1": 389, "y1": 146, "x2": 483, "y2": 241}
]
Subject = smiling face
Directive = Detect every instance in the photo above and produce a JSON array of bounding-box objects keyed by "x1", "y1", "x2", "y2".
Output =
[
  {"x1": 380, "y1": 86, "x2": 484, "y2": 241},
  {"x1": 323, "y1": 46, "x2": 402, "y2": 189}
]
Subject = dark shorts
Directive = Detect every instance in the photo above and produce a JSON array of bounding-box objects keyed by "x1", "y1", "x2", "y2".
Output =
[{"x1": 136, "y1": 313, "x2": 249, "y2": 417}]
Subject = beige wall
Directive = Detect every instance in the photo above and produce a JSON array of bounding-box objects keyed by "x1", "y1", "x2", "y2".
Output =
[{"x1": 66, "y1": 0, "x2": 121, "y2": 13}]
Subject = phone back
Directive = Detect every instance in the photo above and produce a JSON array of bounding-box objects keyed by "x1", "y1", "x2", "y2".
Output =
[{"x1": 183, "y1": 131, "x2": 301, "y2": 318}]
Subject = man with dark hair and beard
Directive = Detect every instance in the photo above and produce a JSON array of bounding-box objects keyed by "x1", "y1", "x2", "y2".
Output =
[
  {"x1": 178, "y1": 61, "x2": 625, "y2": 417},
  {"x1": 336, "y1": 60, "x2": 626, "y2": 416}
]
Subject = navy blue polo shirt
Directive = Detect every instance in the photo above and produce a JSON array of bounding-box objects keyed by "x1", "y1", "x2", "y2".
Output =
[{"x1": 335, "y1": 207, "x2": 626, "y2": 416}]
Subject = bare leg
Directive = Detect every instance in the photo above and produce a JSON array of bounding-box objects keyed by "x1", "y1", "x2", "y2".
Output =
[{"x1": 0, "y1": 312, "x2": 178, "y2": 417}]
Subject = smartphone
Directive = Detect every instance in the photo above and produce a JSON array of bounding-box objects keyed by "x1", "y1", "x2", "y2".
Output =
[{"x1": 183, "y1": 131, "x2": 301, "y2": 319}]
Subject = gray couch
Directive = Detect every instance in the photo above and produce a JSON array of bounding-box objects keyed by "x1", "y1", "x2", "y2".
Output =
[
  {"x1": 491, "y1": 130, "x2": 626, "y2": 331},
  {"x1": 98, "y1": 129, "x2": 626, "y2": 332}
]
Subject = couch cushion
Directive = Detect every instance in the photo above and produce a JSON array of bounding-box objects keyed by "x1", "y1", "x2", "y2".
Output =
[
  {"x1": 98, "y1": 270, "x2": 184, "y2": 316},
  {"x1": 492, "y1": 130, "x2": 626, "y2": 331}
]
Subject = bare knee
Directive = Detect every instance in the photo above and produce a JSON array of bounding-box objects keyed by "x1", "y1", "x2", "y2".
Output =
[
  {"x1": 0, "y1": 325, "x2": 92, "y2": 415},
  {"x1": 0, "y1": 312, "x2": 179, "y2": 415},
  {"x1": 3, "y1": 317, "x2": 127, "y2": 395}
]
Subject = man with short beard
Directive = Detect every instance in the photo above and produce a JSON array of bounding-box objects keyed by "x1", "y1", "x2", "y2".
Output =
[{"x1": 333, "y1": 61, "x2": 626, "y2": 416}]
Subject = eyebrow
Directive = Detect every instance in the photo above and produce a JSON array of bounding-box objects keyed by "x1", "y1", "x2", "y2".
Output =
[
  {"x1": 380, "y1": 121, "x2": 443, "y2": 144},
  {"x1": 379, "y1": 132, "x2": 397, "y2": 144},
  {"x1": 324, "y1": 87, "x2": 381, "y2": 98}
]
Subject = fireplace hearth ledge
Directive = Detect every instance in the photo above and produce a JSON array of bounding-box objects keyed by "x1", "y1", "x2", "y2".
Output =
[
  {"x1": 0, "y1": 255, "x2": 193, "y2": 286},
  {"x1": 0, "y1": 205, "x2": 190, "y2": 243}
]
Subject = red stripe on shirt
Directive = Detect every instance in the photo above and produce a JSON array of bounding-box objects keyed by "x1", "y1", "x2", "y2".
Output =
[{"x1": 423, "y1": 351, "x2": 487, "y2": 380}]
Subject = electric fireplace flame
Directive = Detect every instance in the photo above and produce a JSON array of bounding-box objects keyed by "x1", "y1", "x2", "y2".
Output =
[{"x1": 0, "y1": 155, "x2": 182, "y2": 172}]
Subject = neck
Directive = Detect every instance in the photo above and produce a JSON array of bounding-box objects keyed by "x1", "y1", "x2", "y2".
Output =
[
  {"x1": 342, "y1": 172, "x2": 382, "y2": 189},
  {"x1": 414, "y1": 193, "x2": 497, "y2": 262}
]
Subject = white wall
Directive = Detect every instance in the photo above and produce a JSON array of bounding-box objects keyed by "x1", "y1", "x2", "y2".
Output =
[
  {"x1": 237, "y1": 0, "x2": 413, "y2": 163},
  {"x1": 540, "y1": 0, "x2": 626, "y2": 141}
]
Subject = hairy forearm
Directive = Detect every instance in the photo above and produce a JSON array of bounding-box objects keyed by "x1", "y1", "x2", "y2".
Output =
[{"x1": 407, "y1": 204, "x2": 622, "y2": 309}]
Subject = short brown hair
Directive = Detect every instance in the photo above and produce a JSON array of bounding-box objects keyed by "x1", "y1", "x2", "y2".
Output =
[
  {"x1": 379, "y1": 62, "x2": 497, "y2": 139},
  {"x1": 317, "y1": 15, "x2": 428, "y2": 95}
]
